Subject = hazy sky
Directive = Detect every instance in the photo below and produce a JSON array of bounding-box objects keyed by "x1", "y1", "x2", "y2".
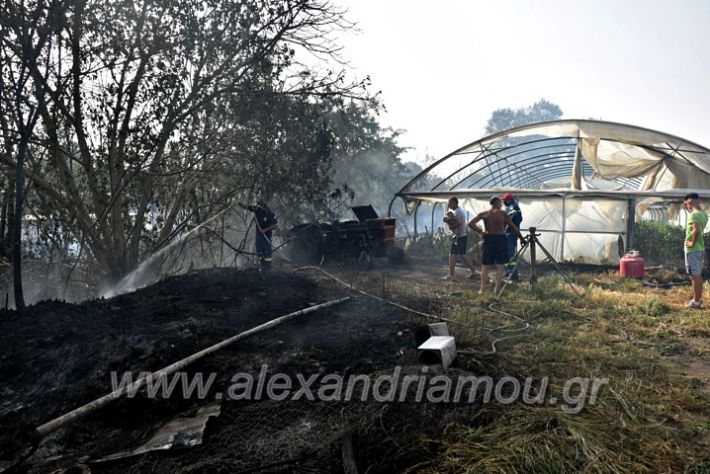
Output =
[{"x1": 334, "y1": 0, "x2": 710, "y2": 163}]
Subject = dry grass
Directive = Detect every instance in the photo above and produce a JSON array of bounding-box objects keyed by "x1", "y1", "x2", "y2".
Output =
[{"x1": 355, "y1": 264, "x2": 710, "y2": 473}]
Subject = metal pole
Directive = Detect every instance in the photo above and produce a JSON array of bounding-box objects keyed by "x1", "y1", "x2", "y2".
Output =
[
  {"x1": 387, "y1": 195, "x2": 397, "y2": 217},
  {"x1": 626, "y1": 198, "x2": 636, "y2": 250},
  {"x1": 431, "y1": 202, "x2": 437, "y2": 236},
  {"x1": 560, "y1": 197, "x2": 566, "y2": 262},
  {"x1": 35, "y1": 297, "x2": 350, "y2": 437},
  {"x1": 529, "y1": 227, "x2": 538, "y2": 284},
  {"x1": 413, "y1": 202, "x2": 419, "y2": 235}
]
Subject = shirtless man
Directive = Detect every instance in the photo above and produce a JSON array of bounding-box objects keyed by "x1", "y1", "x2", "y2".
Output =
[{"x1": 468, "y1": 197, "x2": 526, "y2": 294}]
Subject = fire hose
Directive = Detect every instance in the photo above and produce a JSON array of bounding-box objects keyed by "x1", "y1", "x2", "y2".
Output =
[
  {"x1": 283, "y1": 258, "x2": 553, "y2": 358},
  {"x1": 247, "y1": 229, "x2": 585, "y2": 359}
]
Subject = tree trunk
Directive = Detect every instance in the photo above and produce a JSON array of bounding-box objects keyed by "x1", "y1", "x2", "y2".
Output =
[
  {"x1": 13, "y1": 131, "x2": 27, "y2": 310},
  {"x1": 0, "y1": 172, "x2": 11, "y2": 259}
]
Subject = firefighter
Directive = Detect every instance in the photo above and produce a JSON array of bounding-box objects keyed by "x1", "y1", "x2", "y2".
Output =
[
  {"x1": 239, "y1": 200, "x2": 278, "y2": 273},
  {"x1": 502, "y1": 192, "x2": 523, "y2": 281}
]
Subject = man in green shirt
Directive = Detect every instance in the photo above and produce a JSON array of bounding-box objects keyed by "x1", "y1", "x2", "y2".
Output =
[{"x1": 683, "y1": 193, "x2": 708, "y2": 308}]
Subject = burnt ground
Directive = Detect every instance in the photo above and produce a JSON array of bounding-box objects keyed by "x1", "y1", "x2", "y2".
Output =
[{"x1": 0, "y1": 267, "x2": 473, "y2": 473}]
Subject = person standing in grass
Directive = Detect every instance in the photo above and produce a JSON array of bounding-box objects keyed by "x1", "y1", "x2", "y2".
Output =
[
  {"x1": 468, "y1": 197, "x2": 526, "y2": 294},
  {"x1": 682, "y1": 192, "x2": 707, "y2": 308},
  {"x1": 441, "y1": 196, "x2": 477, "y2": 281}
]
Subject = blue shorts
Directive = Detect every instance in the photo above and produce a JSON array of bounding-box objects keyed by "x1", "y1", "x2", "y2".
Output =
[{"x1": 685, "y1": 251, "x2": 703, "y2": 276}]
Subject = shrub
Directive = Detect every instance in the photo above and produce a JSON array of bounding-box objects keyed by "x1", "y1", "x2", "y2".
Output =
[{"x1": 634, "y1": 221, "x2": 684, "y2": 264}]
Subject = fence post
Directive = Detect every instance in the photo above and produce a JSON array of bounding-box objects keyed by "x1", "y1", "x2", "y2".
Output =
[{"x1": 529, "y1": 227, "x2": 537, "y2": 284}]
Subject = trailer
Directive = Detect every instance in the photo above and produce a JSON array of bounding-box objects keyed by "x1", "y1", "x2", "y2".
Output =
[{"x1": 285, "y1": 205, "x2": 404, "y2": 266}]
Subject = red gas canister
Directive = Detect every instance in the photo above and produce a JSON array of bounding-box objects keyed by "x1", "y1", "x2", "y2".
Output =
[{"x1": 619, "y1": 251, "x2": 645, "y2": 279}]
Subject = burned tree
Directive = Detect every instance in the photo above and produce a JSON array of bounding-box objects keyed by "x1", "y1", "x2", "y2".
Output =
[
  {"x1": 0, "y1": 0, "x2": 373, "y2": 283},
  {"x1": 0, "y1": 0, "x2": 66, "y2": 309}
]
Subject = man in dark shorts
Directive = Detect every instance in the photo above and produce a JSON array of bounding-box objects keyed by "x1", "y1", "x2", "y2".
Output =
[
  {"x1": 441, "y1": 197, "x2": 476, "y2": 280},
  {"x1": 468, "y1": 197, "x2": 526, "y2": 294},
  {"x1": 239, "y1": 200, "x2": 278, "y2": 273}
]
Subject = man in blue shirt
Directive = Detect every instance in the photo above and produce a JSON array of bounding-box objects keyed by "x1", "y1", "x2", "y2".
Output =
[
  {"x1": 239, "y1": 200, "x2": 278, "y2": 273},
  {"x1": 502, "y1": 193, "x2": 523, "y2": 281}
]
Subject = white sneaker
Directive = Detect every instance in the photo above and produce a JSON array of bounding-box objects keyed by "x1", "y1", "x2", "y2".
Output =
[
  {"x1": 441, "y1": 274, "x2": 454, "y2": 281},
  {"x1": 685, "y1": 300, "x2": 703, "y2": 309}
]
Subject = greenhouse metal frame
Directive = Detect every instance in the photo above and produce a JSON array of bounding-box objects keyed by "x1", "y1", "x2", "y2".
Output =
[{"x1": 389, "y1": 119, "x2": 710, "y2": 263}]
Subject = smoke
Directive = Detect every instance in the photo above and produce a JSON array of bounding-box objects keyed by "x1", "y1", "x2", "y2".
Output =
[
  {"x1": 99, "y1": 206, "x2": 262, "y2": 298},
  {"x1": 0, "y1": 205, "x2": 267, "y2": 307}
]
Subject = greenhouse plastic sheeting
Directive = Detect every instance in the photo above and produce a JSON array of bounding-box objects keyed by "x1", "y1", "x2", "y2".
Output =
[
  {"x1": 454, "y1": 196, "x2": 626, "y2": 263},
  {"x1": 393, "y1": 120, "x2": 710, "y2": 263}
]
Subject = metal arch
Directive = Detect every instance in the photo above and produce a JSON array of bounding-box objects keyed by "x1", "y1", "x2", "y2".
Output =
[
  {"x1": 453, "y1": 136, "x2": 570, "y2": 155},
  {"x1": 498, "y1": 161, "x2": 541, "y2": 189},
  {"x1": 585, "y1": 172, "x2": 644, "y2": 190},
  {"x1": 395, "y1": 119, "x2": 710, "y2": 200},
  {"x1": 487, "y1": 167, "x2": 537, "y2": 190},
  {"x1": 465, "y1": 153, "x2": 583, "y2": 188},
  {"x1": 459, "y1": 157, "x2": 544, "y2": 189},
  {"x1": 406, "y1": 136, "x2": 574, "y2": 194},
  {"x1": 528, "y1": 169, "x2": 642, "y2": 189},
  {"x1": 613, "y1": 140, "x2": 698, "y2": 170},
  {"x1": 523, "y1": 170, "x2": 591, "y2": 184},
  {"x1": 507, "y1": 162, "x2": 590, "y2": 184},
  {"x1": 449, "y1": 150, "x2": 660, "y2": 190},
  {"x1": 471, "y1": 160, "x2": 584, "y2": 189},
  {"x1": 616, "y1": 176, "x2": 644, "y2": 189},
  {"x1": 659, "y1": 142, "x2": 710, "y2": 171},
  {"x1": 429, "y1": 138, "x2": 576, "y2": 192},
  {"x1": 466, "y1": 158, "x2": 574, "y2": 190},
  {"x1": 472, "y1": 171, "x2": 577, "y2": 190},
  {"x1": 453, "y1": 151, "x2": 578, "y2": 190},
  {"x1": 447, "y1": 139, "x2": 655, "y2": 193},
  {"x1": 472, "y1": 163, "x2": 581, "y2": 190},
  {"x1": 470, "y1": 161, "x2": 583, "y2": 190},
  {"x1": 449, "y1": 141, "x2": 581, "y2": 188}
]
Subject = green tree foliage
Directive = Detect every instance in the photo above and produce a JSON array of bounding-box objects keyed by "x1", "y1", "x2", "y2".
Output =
[{"x1": 485, "y1": 98, "x2": 563, "y2": 135}]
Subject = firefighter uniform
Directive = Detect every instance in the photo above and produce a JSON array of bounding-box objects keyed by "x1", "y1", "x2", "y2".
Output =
[
  {"x1": 502, "y1": 193, "x2": 523, "y2": 280},
  {"x1": 248, "y1": 204, "x2": 278, "y2": 273}
]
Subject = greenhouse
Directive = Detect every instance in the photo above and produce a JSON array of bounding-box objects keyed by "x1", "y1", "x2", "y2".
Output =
[{"x1": 390, "y1": 119, "x2": 710, "y2": 263}]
